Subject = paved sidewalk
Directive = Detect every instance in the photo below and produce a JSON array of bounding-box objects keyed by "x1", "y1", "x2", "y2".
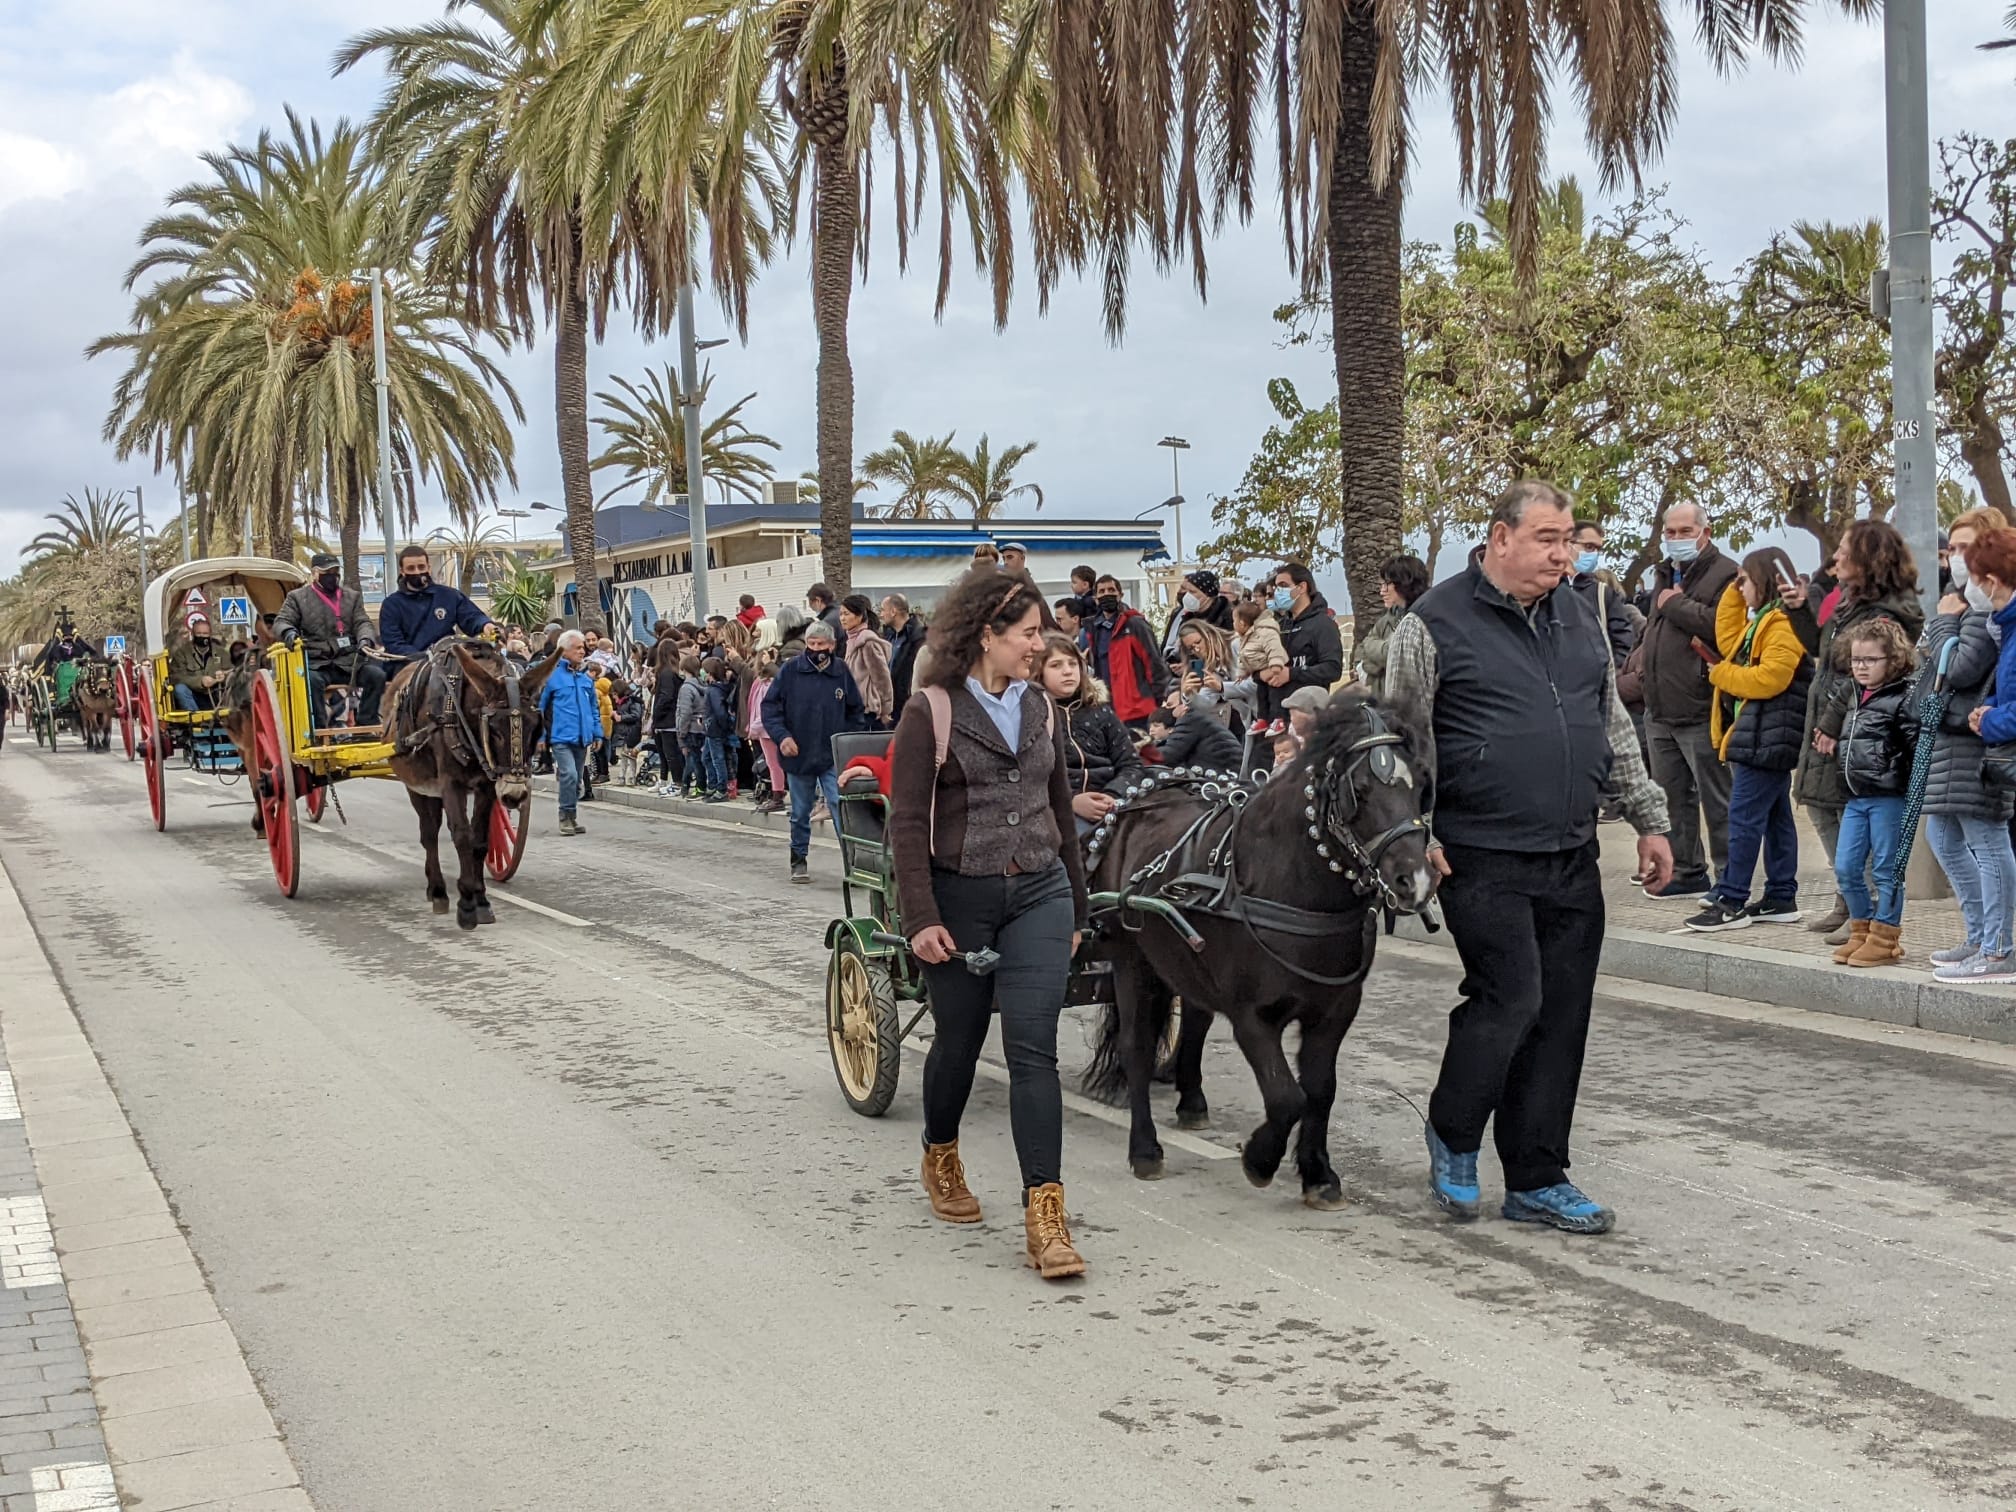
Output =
[{"x1": 0, "y1": 869, "x2": 309, "y2": 1512}]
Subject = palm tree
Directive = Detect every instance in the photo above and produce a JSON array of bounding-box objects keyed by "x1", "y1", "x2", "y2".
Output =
[
  {"x1": 339, "y1": 1, "x2": 774, "y2": 632},
  {"x1": 487, "y1": 554, "x2": 559, "y2": 628},
  {"x1": 24, "y1": 490, "x2": 140, "y2": 564},
  {"x1": 90, "y1": 112, "x2": 520, "y2": 578},
  {"x1": 861, "y1": 430, "x2": 960, "y2": 518},
  {"x1": 427, "y1": 517, "x2": 513, "y2": 591},
  {"x1": 1984, "y1": 5, "x2": 2016, "y2": 49},
  {"x1": 538, "y1": 1, "x2": 1040, "y2": 591},
  {"x1": 1036, "y1": 0, "x2": 1872, "y2": 641},
  {"x1": 946, "y1": 434, "x2": 1042, "y2": 520},
  {"x1": 592, "y1": 365, "x2": 780, "y2": 507}
]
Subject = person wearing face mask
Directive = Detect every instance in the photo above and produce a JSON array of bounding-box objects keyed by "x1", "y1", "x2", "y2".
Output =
[
  {"x1": 1637, "y1": 503, "x2": 1740, "y2": 900},
  {"x1": 1161, "y1": 569, "x2": 1236, "y2": 660},
  {"x1": 760, "y1": 618, "x2": 865, "y2": 883},
  {"x1": 1565, "y1": 520, "x2": 1635, "y2": 668},
  {"x1": 1085, "y1": 574, "x2": 1169, "y2": 729},
  {"x1": 1913, "y1": 509, "x2": 2016, "y2": 980},
  {"x1": 274, "y1": 554, "x2": 386, "y2": 727},
  {"x1": 168, "y1": 612, "x2": 229, "y2": 711},
  {"x1": 376, "y1": 544, "x2": 494, "y2": 669},
  {"x1": 1259, "y1": 561, "x2": 1344, "y2": 707}
]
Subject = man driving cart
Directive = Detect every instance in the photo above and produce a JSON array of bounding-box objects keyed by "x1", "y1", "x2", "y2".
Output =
[{"x1": 274, "y1": 554, "x2": 386, "y2": 728}]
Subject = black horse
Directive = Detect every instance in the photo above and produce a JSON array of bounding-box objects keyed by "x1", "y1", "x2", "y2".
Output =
[
  {"x1": 1082, "y1": 692, "x2": 1436, "y2": 1207},
  {"x1": 384, "y1": 638, "x2": 557, "y2": 929}
]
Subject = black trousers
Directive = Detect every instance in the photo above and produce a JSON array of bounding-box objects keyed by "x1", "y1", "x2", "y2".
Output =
[
  {"x1": 654, "y1": 730, "x2": 683, "y2": 783},
  {"x1": 1429, "y1": 840, "x2": 1606, "y2": 1193},
  {"x1": 308, "y1": 656, "x2": 386, "y2": 727},
  {"x1": 920, "y1": 863, "x2": 1076, "y2": 1192}
]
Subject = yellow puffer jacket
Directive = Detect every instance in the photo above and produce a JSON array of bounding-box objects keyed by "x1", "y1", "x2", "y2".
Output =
[{"x1": 1706, "y1": 585, "x2": 1808, "y2": 763}]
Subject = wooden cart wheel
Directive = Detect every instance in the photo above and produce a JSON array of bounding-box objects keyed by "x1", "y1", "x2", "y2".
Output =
[
  {"x1": 115, "y1": 662, "x2": 136, "y2": 762},
  {"x1": 249, "y1": 671, "x2": 300, "y2": 897},
  {"x1": 33, "y1": 683, "x2": 55, "y2": 750},
  {"x1": 826, "y1": 934, "x2": 901, "y2": 1117},
  {"x1": 485, "y1": 797, "x2": 530, "y2": 882},
  {"x1": 137, "y1": 688, "x2": 166, "y2": 832},
  {"x1": 304, "y1": 782, "x2": 327, "y2": 824}
]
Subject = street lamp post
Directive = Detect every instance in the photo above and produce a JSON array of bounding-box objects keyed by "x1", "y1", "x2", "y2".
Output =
[
  {"x1": 497, "y1": 507, "x2": 529, "y2": 541},
  {"x1": 1881, "y1": 0, "x2": 1938, "y2": 621},
  {"x1": 371, "y1": 269, "x2": 398, "y2": 586},
  {"x1": 1157, "y1": 436, "x2": 1191, "y2": 567},
  {"x1": 677, "y1": 282, "x2": 713, "y2": 624}
]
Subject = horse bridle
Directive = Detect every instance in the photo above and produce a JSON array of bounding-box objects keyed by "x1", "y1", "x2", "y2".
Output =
[
  {"x1": 1295, "y1": 707, "x2": 1434, "y2": 911},
  {"x1": 439, "y1": 649, "x2": 529, "y2": 789}
]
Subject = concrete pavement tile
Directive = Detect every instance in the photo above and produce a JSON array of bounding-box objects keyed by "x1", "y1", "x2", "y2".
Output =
[
  {"x1": 37, "y1": 1177, "x2": 169, "y2": 1228},
  {"x1": 104, "y1": 1439, "x2": 295, "y2": 1511},
  {"x1": 103, "y1": 1393, "x2": 276, "y2": 1466},
  {"x1": 65, "y1": 1262, "x2": 206, "y2": 1314},
  {"x1": 30, "y1": 1149, "x2": 153, "y2": 1191},
  {"x1": 0, "y1": 1434, "x2": 51, "y2": 1458},
  {"x1": 52, "y1": 1214, "x2": 181, "y2": 1256},
  {"x1": 72, "y1": 1292, "x2": 218, "y2": 1343},
  {"x1": 18, "y1": 1120, "x2": 132, "y2": 1153},
  {"x1": 82, "y1": 1321, "x2": 237, "y2": 1379},
  {"x1": 57, "y1": 1237, "x2": 188, "y2": 1280},
  {"x1": 92, "y1": 1357, "x2": 258, "y2": 1422}
]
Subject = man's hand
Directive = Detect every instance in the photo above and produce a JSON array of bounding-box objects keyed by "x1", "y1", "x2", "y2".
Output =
[
  {"x1": 1427, "y1": 843, "x2": 1453, "y2": 879},
  {"x1": 911, "y1": 925, "x2": 956, "y2": 964},
  {"x1": 1638, "y1": 834, "x2": 1676, "y2": 894},
  {"x1": 1258, "y1": 665, "x2": 1290, "y2": 687},
  {"x1": 780, "y1": 736, "x2": 800, "y2": 758},
  {"x1": 1813, "y1": 731, "x2": 1837, "y2": 757},
  {"x1": 1655, "y1": 587, "x2": 1681, "y2": 610},
  {"x1": 1071, "y1": 930, "x2": 1083, "y2": 957}
]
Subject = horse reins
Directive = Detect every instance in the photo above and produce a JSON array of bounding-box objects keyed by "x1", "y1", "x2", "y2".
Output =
[{"x1": 431, "y1": 645, "x2": 530, "y2": 788}]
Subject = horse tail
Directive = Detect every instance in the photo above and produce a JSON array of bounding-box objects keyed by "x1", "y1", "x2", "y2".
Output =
[{"x1": 1079, "y1": 974, "x2": 1174, "y2": 1106}]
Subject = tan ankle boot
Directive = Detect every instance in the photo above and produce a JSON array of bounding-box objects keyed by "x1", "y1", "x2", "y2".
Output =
[
  {"x1": 921, "y1": 1141, "x2": 981, "y2": 1224},
  {"x1": 1831, "y1": 920, "x2": 1871, "y2": 964},
  {"x1": 1846, "y1": 921, "x2": 1902, "y2": 968},
  {"x1": 1023, "y1": 1183, "x2": 1087, "y2": 1279}
]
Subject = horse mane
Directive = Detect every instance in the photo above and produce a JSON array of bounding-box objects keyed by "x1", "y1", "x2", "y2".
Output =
[{"x1": 1293, "y1": 687, "x2": 1432, "y2": 781}]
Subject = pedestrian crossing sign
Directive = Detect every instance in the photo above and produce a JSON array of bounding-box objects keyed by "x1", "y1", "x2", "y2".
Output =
[
  {"x1": 218, "y1": 596, "x2": 252, "y2": 626},
  {"x1": 103, "y1": 635, "x2": 127, "y2": 657}
]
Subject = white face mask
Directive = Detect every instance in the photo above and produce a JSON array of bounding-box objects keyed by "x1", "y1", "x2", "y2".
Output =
[
  {"x1": 1184, "y1": 592, "x2": 1203, "y2": 610},
  {"x1": 1966, "y1": 580, "x2": 1994, "y2": 614},
  {"x1": 1951, "y1": 555, "x2": 1971, "y2": 590}
]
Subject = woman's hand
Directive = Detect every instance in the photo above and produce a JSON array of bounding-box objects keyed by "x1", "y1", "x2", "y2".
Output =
[
  {"x1": 1779, "y1": 577, "x2": 1809, "y2": 610},
  {"x1": 1203, "y1": 673, "x2": 1224, "y2": 693},
  {"x1": 911, "y1": 925, "x2": 957, "y2": 964},
  {"x1": 1813, "y1": 731, "x2": 1837, "y2": 756},
  {"x1": 1072, "y1": 791, "x2": 1115, "y2": 821},
  {"x1": 1940, "y1": 593, "x2": 1968, "y2": 616},
  {"x1": 1180, "y1": 672, "x2": 1201, "y2": 696},
  {"x1": 1970, "y1": 705, "x2": 1988, "y2": 734},
  {"x1": 1071, "y1": 931, "x2": 1083, "y2": 957}
]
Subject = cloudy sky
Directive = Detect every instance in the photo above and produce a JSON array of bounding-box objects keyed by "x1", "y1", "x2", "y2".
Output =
[{"x1": 3, "y1": 2, "x2": 2013, "y2": 595}]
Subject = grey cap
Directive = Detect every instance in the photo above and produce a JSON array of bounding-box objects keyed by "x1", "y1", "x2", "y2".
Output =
[
  {"x1": 999, "y1": 541, "x2": 1029, "y2": 554},
  {"x1": 1281, "y1": 685, "x2": 1332, "y2": 714}
]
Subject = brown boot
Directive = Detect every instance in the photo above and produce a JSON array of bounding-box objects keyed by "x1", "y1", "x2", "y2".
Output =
[
  {"x1": 1831, "y1": 920, "x2": 1871, "y2": 964},
  {"x1": 1023, "y1": 1183, "x2": 1087, "y2": 1280},
  {"x1": 1846, "y1": 921, "x2": 1902, "y2": 968},
  {"x1": 921, "y1": 1142, "x2": 981, "y2": 1224}
]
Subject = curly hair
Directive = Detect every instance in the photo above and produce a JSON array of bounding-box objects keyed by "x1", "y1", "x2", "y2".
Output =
[
  {"x1": 1840, "y1": 519, "x2": 1918, "y2": 603},
  {"x1": 921, "y1": 568, "x2": 1045, "y2": 688},
  {"x1": 1378, "y1": 554, "x2": 1431, "y2": 605},
  {"x1": 1845, "y1": 616, "x2": 1917, "y2": 683}
]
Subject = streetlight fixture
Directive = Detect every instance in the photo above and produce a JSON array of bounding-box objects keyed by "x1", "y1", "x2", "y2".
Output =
[
  {"x1": 496, "y1": 506, "x2": 529, "y2": 541},
  {"x1": 1156, "y1": 436, "x2": 1191, "y2": 567}
]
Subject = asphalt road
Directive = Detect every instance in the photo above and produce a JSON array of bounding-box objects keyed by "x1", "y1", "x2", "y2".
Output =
[{"x1": 1, "y1": 737, "x2": 2013, "y2": 1511}]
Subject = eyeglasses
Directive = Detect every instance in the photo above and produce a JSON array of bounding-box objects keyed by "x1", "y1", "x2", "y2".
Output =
[{"x1": 1848, "y1": 655, "x2": 1890, "y2": 669}]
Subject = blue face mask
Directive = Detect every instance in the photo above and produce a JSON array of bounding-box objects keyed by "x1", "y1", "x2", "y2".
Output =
[
  {"x1": 1270, "y1": 586, "x2": 1294, "y2": 612},
  {"x1": 1661, "y1": 537, "x2": 1701, "y2": 565},
  {"x1": 1573, "y1": 551, "x2": 1599, "y2": 576}
]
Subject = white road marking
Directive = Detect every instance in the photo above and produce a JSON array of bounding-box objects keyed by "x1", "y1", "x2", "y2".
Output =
[
  {"x1": 31, "y1": 1460, "x2": 118, "y2": 1512},
  {"x1": 0, "y1": 1194, "x2": 59, "y2": 1289},
  {"x1": 300, "y1": 825, "x2": 593, "y2": 929}
]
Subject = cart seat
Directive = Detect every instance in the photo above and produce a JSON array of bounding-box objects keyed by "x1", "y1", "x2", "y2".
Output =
[{"x1": 832, "y1": 730, "x2": 894, "y2": 861}]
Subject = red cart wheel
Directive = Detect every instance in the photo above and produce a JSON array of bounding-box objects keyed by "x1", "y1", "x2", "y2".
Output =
[
  {"x1": 304, "y1": 782, "x2": 327, "y2": 824},
  {"x1": 115, "y1": 662, "x2": 136, "y2": 763},
  {"x1": 250, "y1": 672, "x2": 300, "y2": 897},
  {"x1": 486, "y1": 797, "x2": 530, "y2": 882},
  {"x1": 137, "y1": 688, "x2": 166, "y2": 832}
]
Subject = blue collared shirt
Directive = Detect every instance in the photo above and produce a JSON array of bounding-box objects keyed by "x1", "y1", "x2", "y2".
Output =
[{"x1": 965, "y1": 676, "x2": 1027, "y2": 748}]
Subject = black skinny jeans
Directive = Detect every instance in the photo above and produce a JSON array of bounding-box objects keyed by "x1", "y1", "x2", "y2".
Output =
[
  {"x1": 654, "y1": 729, "x2": 683, "y2": 784},
  {"x1": 1429, "y1": 840, "x2": 1606, "y2": 1194},
  {"x1": 920, "y1": 862, "x2": 1076, "y2": 1193}
]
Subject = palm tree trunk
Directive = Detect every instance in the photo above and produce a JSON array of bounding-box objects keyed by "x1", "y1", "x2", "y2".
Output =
[
  {"x1": 339, "y1": 448, "x2": 363, "y2": 588},
  {"x1": 1327, "y1": 3, "x2": 1405, "y2": 650},
  {"x1": 266, "y1": 461, "x2": 293, "y2": 562},
  {"x1": 555, "y1": 268, "x2": 602, "y2": 632},
  {"x1": 813, "y1": 137, "x2": 857, "y2": 592}
]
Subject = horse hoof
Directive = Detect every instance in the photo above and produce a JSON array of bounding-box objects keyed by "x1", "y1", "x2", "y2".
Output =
[
  {"x1": 1176, "y1": 1108, "x2": 1210, "y2": 1131},
  {"x1": 431, "y1": 897, "x2": 450, "y2": 916},
  {"x1": 1302, "y1": 1185, "x2": 1348, "y2": 1211},
  {"x1": 456, "y1": 909, "x2": 478, "y2": 932},
  {"x1": 475, "y1": 904, "x2": 496, "y2": 926},
  {"x1": 1240, "y1": 1146, "x2": 1278, "y2": 1189},
  {"x1": 1131, "y1": 1156, "x2": 1165, "y2": 1181}
]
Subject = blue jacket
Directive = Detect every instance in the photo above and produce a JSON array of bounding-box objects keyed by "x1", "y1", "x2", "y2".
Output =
[
  {"x1": 760, "y1": 652, "x2": 864, "y2": 775},
  {"x1": 704, "y1": 681, "x2": 735, "y2": 740},
  {"x1": 1976, "y1": 600, "x2": 2016, "y2": 745},
  {"x1": 539, "y1": 661, "x2": 603, "y2": 747},
  {"x1": 379, "y1": 583, "x2": 491, "y2": 660}
]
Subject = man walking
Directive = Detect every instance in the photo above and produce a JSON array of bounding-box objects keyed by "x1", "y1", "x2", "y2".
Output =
[
  {"x1": 761, "y1": 619, "x2": 864, "y2": 882},
  {"x1": 1637, "y1": 504, "x2": 1738, "y2": 897},
  {"x1": 1086, "y1": 575, "x2": 1168, "y2": 728},
  {"x1": 1385, "y1": 480, "x2": 1672, "y2": 1236},
  {"x1": 274, "y1": 554, "x2": 386, "y2": 727},
  {"x1": 538, "y1": 630, "x2": 602, "y2": 837},
  {"x1": 1261, "y1": 563, "x2": 1344, "y2": 703},
  {"x1": 879, "y1": 594, "x2": 926, "y2": 718}
]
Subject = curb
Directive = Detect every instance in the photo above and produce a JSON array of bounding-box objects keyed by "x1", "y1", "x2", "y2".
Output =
[
  {"x1": 0, "y1": 859, "x2": 312, "y2": 1510},
  {"x1": 531, "y1": 777, "x2": 842, "y2": 851},
  {"x1": 1394, "y1": 915, "x2": 2016, "y2": 1046}
]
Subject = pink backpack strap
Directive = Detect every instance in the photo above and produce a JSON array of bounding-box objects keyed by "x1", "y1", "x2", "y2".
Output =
[{"x1": 922, "y1": 685, "x2": 952, "y2": 852}]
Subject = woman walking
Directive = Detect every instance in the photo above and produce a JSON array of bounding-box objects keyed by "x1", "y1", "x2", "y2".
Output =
[
  {"x1": 887, "y1": 570, "x2": 1089, "y2": 1280},
  {"x1": 1684, "y1": 548, "x2": 1813, "y2": 932},
  {"x1": 1914, "y1": 510, "x2": 2016, "y2": 980},
  {"x1": 840, "y1": 594, "x2": 896, "y2": 726},
  {"x1": 1784, "y1": 520, "x2": 1924, "y2": 941}
]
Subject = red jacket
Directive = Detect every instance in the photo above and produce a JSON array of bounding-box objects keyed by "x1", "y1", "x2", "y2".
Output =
[
  {"x1": 1092, "y1": 607, "x2": 1168, "y2": 723},
  {"x1": 736, "y1": 603, "x2": 765, "y2": 629}
]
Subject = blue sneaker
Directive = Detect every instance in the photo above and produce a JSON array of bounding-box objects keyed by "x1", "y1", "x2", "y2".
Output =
[
  {"x1": 1424, "y1": 1124, "x2": 1479, "y2": 1220},
  {"x1": 1503, "y1": 1182, "x2": 1614, "y2": 1235}
]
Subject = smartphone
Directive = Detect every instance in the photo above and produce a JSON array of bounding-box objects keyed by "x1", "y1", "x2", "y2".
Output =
[
  {"x1": 1776, "y1": 562, "x2": 1800, "y2": 593},
  {"x1": 1189, "y1": 657, "x2": 1205, "y2": 676}
]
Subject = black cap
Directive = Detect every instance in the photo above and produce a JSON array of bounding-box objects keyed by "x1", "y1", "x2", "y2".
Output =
[{"x1": 309, "y1": 553, "x2": 339, "y2": 570}]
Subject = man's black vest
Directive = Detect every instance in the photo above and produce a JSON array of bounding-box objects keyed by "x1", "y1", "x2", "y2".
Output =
[{"x1": 1410, "y1": 564, "x2": 1615, "y2": 854}]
